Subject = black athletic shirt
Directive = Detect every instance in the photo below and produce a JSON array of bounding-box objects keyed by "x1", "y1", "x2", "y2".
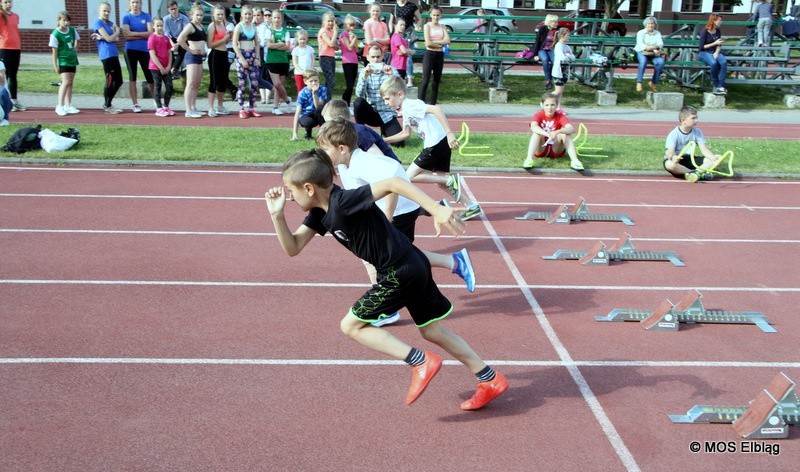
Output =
[{"x1": 303, "y1": 185, "x2": 413, "y2": 272}]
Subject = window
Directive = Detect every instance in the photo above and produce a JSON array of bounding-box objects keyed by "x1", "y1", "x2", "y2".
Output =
[
  {"x1": 628, "y1": 0, "x2": 641, "y2": 16},
  {"x1": 681, "y1": 0, "x2": 702, "y2": 13},
  {"x1": 545, "y1": 0, "x2": 569, "y2": 10},
  {"x1": 513, "y1": 0, "x2": 537, "y2": 7},
  {"x1": 461, "y1": 0, "x2": 483, "y2": 7},
  {"x1": 711, "y1": 1, "x2": 733, "y2": 13}
]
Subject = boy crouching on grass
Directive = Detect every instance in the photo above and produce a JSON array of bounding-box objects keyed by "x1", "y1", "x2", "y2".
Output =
[
  {"x1": 523, "y1": 92, "x2": 583, "y2": 171},
  {"x1": 265, "y1": 149, "x2": 507, "y2": 410},
  {"x1": 664, "y1": 106, "x2": 721, "y2": 183},
  {"x1": 379, "y1": 75, "x2": 483, "y2": 221}
]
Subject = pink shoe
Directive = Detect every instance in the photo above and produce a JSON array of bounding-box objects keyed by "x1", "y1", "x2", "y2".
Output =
[
  {"x1": 154, "y1": 108, "x2": 169, "y2": 117},
  {"x1": 248, "y1": 109, "x2": 262, "y2": 118},
  {"x1": 239, "y1": 110, "x2": 248, "y2": 119},
  {"x1": 165, "y1": 107, "x2": 175, "y2": 116}
]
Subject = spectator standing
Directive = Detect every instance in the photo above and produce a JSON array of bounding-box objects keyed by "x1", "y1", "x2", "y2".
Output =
[
  {"x1": 147, "y1": 18, "x2": 174, "y2": 117},
  {"x1": 338, "y1": 14, "x2": 360, "y2": 105},
  {"x1": 176, "y1": 3, "x2": 206, "y2": 118},
  {"x1": 418, "y1": 5, "x2": 449, "y2": 105},
  {"x1": 754, "y1": 0, "x2": 774, "y2": 47},
  {"x1": 50, "y1": 11, "x2": 80, "y2": 116},
  {"x1": 317, "y1": 12, "x2": 337, "y2": 95},
  {"x1": 0, "y1": 0, "x2": 23, "y2": 110},
  {"x1": 163, "y1": 0, "x2": 189, "y2": 79},
  {"x1": 122, "y1": 0, "x2": 154, "y2": 113},
  {"x1": 389, "y1": 0, "x2": 421, "y2": 86},
  {"x1": 92, "y1": 1, "x2": 124, "y2": 114}
]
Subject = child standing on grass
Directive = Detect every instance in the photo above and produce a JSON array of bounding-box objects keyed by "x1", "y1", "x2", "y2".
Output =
[
  {"x1": 0, "y1": 60, "x2": 12, "y2": 126},
  {"x1": 380, "y1": 76, "x2": 482, "y2": 221},
  {"x1": 338, "y1": 15, "x2": 360, "y2": 106},
  {"x1": 664, "y1": 105, "x2": 721, "y2": 182},
  {"x1": 265, "y1": 149, "x2": 507, "y2": 410},
  {"x1": 551, "y1": 27, "x2": 575, "y2": 112},
  {"x1": 148, "y1": 18, "x2": 174, "y2": 117},
  {"x1": 317, "y1": 12, "x2": 338, "y2": 95},
  {"x1": 290, "y1": 29, "x2": 315, "y2": 97},
  {"x1": 523, "y1": 92, "x2": 584, "y2": 171},
  {"x1": 50, "y1": 11, "x2": 80, "y2": 116},
  {"x1": 291, "y1": 70, "x2": 329, "y2": 141},
  {"x1": 390, "y1": 18, "x2": 411, "y2": 81}
]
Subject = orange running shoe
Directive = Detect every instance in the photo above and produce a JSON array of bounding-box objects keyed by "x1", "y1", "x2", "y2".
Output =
[
  {"x1": 405, "y1": 352, "x2": 442, "y2": 405},
  {"x1": 460, "y1": 372, "x2": 509, "y2": 411}
]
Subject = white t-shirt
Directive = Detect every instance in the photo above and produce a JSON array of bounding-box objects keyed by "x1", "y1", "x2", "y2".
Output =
[
  {"x1": 400, "y1": 98, "x2": 446, "y2": 149},
  {"x1": 338, "y1": 149, "x2": 420, "y2": 216},
  {"x1": 665, "y1": 126, "x2": 706, "y2": 158},
  {"x1": 291, "y1": 45, "x2": 315, "y2": 75}
]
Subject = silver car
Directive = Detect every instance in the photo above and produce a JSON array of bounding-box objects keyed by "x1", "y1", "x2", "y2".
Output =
[{"x1": 439, "y1": 7, "x2": 518, "y2": 34}]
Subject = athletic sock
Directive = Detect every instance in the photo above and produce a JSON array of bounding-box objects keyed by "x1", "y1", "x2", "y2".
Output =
[
  {"x1": 451, "y1": 254, "x2": 459, "y2": 273},
  {"x1": 475, "y1": 365, "x2": 496, "y2": 382},
  {"x1": 405, "y1": 347, "x2": 426, "y2": 367}
]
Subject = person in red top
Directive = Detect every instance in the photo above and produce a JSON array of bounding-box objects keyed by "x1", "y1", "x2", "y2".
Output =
[
  {"x1": 0, "y1": 0, "x2": 24, "y2": 111},
  {"x1": 522, "y1": 92, "x2": 584, "y2": 171}
]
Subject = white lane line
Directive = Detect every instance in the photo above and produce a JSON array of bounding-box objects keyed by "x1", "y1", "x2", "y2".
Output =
[
  {"x1": 463, "y1": 180, "x2": 641, "y2": 472},
  {"x1": 2, "y1": 358, "x2": 798, "y2": 368}
]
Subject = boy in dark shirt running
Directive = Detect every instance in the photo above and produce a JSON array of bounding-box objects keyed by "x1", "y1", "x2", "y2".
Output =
[{"x1": 265, "y1": 149, "x2": 507, "y2": 410}]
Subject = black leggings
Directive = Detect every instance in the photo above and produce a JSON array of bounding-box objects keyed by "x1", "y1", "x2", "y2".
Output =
[
  {"x1": 0, "y1": 49, "x2": 20, "y2": 99},
  {"x1": 124, "y1": 48, "x2": 153, "y2": 84},
  {"x1": 102, "y1": 56, "x2": 124, "y2": 108},
  {"x1": 341, "y1": 62, "x2": 358, "y2": 105},
  {"x1": 207, "y1": 49, "x2": 230, "y2": 93},
  {"x1": 152, "y1": 71, "x2": 173, "y2": 108},
  {"x1": 419, "y1": 50, "x2": 444, "y2": 105}
]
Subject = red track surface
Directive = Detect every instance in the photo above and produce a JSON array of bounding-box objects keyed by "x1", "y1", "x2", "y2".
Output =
[
  {"x1": 1, "y1": 166, "x2": 798, "y2": 471},
  {"x1": 11, "y1": 107, "x2": 796, "y2": 139}
]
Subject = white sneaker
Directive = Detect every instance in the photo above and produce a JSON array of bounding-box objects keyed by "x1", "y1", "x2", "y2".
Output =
[
  {"x1": 65, "y1": 106, "x2": 80, "y2": 114},
  {"x1": 132, "y1": 104, "x2": 142, "y2": 113},
  {"x1": 0, "y1": 119, "x2": 9, "y2": 126},
  {"x1": 55, "y1": 106, "x2": 68, "y2": 116},
  {"x1": 185, "y1": 110, "x2": 203, "y2": 118},
  {"x1": 272, "y1": 108, "x2": 284, "y2": 115},
  {"x1": 207, "y1": 107, "x2": 218, "y2": 118},
  {"x1": 216, "y1": 106, "x2": 231, "y2": 115}
]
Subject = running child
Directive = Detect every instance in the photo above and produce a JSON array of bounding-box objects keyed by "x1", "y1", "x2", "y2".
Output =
[
  {"x1": 380, "y1": 75, "x2": 482, "y2": 221},
  {"x1": 321, "y1": 99, "x2": 400, "y2": 162},
  {"x1": 522, "y1": 92, "x2": 584, "y2": 171},
  {"x1": 148, "y1": 18, "x2": 174, "y2": 117},
  {"x1": 265, "y1": 149, "x2": 507, "y2": 410},
  {"x1": 50, "y1": 11, "x2": 80, "y2": 116}
]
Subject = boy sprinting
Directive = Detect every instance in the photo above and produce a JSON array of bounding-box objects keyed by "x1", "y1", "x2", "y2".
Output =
[
  {"x1": 380, "y1": 76, "x2": 482, "y2": 221},
  {"x1": 265, "y1": 149, "x2": 508, "y2": 410},
  {"x1": 523, "y1": 92, "x2": 584, "y2": 171},
  {"x1": 321, "y1": 99, "x2": 400, "y2": 163},
  {"x1": 664, "y1": 105, "x2": 720, "y2": 182},
  {"x1": 291, "y1": 70, "x2": 329, "y2": 140}
]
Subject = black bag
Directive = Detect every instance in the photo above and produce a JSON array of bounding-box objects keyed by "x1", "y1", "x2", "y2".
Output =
[
  {"x1": 60, "y1": 127, "x2": 81, "y2": 143},
  {"x1": 1, "y1": 125, "x2": 42, "y2": 154}
]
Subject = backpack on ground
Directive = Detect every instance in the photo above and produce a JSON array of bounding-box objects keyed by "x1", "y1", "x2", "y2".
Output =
[{"x1": 1, "y1": 125, "x2": 43, "y2": 154}]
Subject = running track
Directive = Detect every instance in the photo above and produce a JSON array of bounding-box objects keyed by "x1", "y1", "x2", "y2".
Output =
[{"x1": 1, "y1": 166, "x2": 798, "y2": 471}]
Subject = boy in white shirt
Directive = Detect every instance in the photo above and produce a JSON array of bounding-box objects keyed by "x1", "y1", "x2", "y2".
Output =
[{"x1": 380, "y1": 76, "x2": 481, "y2": 220}]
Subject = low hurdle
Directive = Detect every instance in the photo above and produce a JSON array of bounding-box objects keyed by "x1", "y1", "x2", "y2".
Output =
[
  {"x1": 542, "y1": 233, "x2": 684, "y2": 267},
  {"x1": 516, "y1": 196, "x2": 634, "y2": 225},
  {"x1": 594, "y1": 289, "x2": 776, "y2": 333},
  {"x1": 669, "y1": 372, "x2": 799, "y2": 439}
]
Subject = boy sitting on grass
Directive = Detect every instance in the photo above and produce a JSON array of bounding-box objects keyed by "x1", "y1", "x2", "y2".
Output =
[{"x1": 664, "y1": 105, "x2": 721, "y2": 182}]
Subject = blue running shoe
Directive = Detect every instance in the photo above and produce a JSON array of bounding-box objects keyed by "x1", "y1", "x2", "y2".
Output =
[
  {"x1": 371, "y1": 312, "x2": 400, "y2": 327},
  {"x1": 453, "y1": 248, "x2": 476, "y2": 292}
]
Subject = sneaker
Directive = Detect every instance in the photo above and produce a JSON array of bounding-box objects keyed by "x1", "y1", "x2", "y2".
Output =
[
  {"x1": 684, "y1": 171, "x2": 699, "y2": 183},
  {"x1": 405, "y1": 352, "x2": 442, "y2": 405},
  {"x1": 132, "y1": 104, "x2": 142, "y2": 113},
  {"x1": 155, "y1": 107, "x2": 169, "y2": 117},
  {"x1": 55, "y1": 106, "x2": 68, "y2": 116},
  {"x1": 460, "y1": 372, "x2": 509, "y2": 411},
  {"x1": 185, "y1": 110, "x2": 203, "y2": 118},
  {"x1": 272, "y1": 108, "x2": 284, "y2": 115},
  {"x1": 522, "y1": 156, "x2": 534, "y2": 168},
  {"x1": 208, "y1": 107, "x2": 218, "y2": 118},
  {"x1": 718, "y1": 87, "x2": 727, "y2": 94},
  {"x1": 699, "y1": 170, "x2": 715, "y2": 181},
  {"x1": 446, "y1": 173, "x2": 462, "y2": 202},
  {"x1": 165, "y1": 107, "x2": 175, "y2": 116},
  {"x1": 239, "y1": 109, "x2": 248, "y2": 119},
  {"x1": 460, "y1": 204, "x2": 482, "y2": 221},
  {"x1": 371, "y1": 311, "x2": 400, "y2": 327},
  {"x1": 192, "y1": 108, "x2": 206, "y2": 116},
  {"x1": 248, "y1": 109, "x2": 262, "y2": 117},
  {"x1": 0, "y1": 119, "x2": 9, "y2": 126},
  {"x1": 712, "y1": 87, "x2": 725, "y2": 95},
  {"x1": 103, "y1": 106, "x2": 123, "y2": 114},
  {"x1": 570, "y1": 160, "x2": 585, "y2": 171},
  {"x1": 216, "y1": 106, "x2": 231, "y2": 116},
  {"x1": 12, "y1": 101, "x2": 26, "y2": 112},
  {"x1": 453, "y1": 248, "x2": 476, "y2": 293},
  {"x1": 65, "y1": 105, "x2": 80, "y2": 114}
]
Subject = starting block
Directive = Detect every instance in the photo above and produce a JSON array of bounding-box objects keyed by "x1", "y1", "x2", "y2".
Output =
[
  {"x1": 669, "y1": 372, "x2": 799, "y2": 439},
  {"x1": 515, "y1": 196, "x2": 634, "y2": 225},
  {"x1": 542, "y1": 233, "x2": 685, "y2": 267},
  {"x1": 574, "y1": 123, "x2": 609, "y2": 159},
  {"x1": 456, "y1": 122, "x2": 494, "y2": 157},
  {"x1": 679, "y1": 141, "x2": 735, "y2": 178},
  {"x1": 594, "y1": 289, "x2": 777, "y2": 333}
]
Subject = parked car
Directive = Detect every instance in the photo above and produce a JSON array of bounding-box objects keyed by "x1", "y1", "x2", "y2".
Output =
[
  {"x1": 279, "y1": 2, "x2": 363, "y2": 30},
  {"x1": 558, "y1": 9, "x2": 627, "y2": 37},
  {"x1": 439, "y1": 7, "x2": 517, "y2": 34}
]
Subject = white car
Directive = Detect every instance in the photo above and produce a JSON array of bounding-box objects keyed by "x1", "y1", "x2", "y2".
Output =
[{"x1": 439, "y1": 7, "x2": 518, "y2": 34}]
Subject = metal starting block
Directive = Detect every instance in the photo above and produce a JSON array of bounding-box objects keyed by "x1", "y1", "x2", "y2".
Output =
[
  {"x1": 594, "y1": 290, "x2": 777, "y2": 333},
  {"x1": 542, "y1": 233, "x2": 684, "y2": 267},
  {"x1": 669, "y1": 372, "x2": 799, "y2": 439},
  {"x1": 515, "y1": 196, "x2": 634, "y2": 225}
]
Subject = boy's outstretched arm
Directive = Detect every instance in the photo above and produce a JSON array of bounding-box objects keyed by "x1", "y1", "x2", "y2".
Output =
[
  {"x1": 371, "y1": 177, "x2": 465, "y2": 236},
  {"x1": 265, "y1": 187, "x2": 316, "y2": 256},
  {"x1": 383, "y1": 125, "x2": 411, "y2": 144}
]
